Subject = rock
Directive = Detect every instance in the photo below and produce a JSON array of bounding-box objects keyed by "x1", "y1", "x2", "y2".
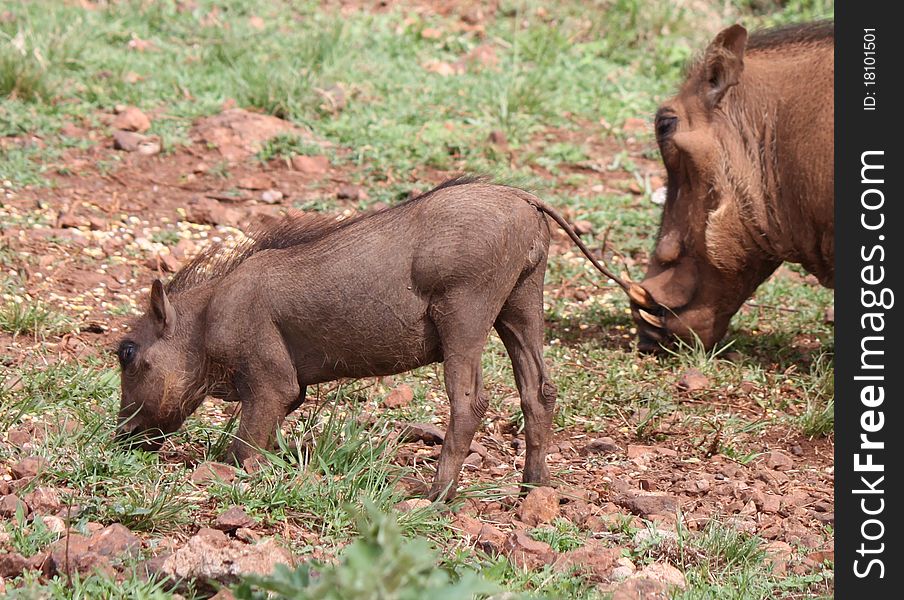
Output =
[
  {"x1": 488, "y1": 130, "x2": 508, "y2": 146},
  {"x1": 462, "y1": 452, "x2": 483, "y2": 469},
  {"x1": 160, "y1": 531, "x2": 293, "y2": 584},
  {"x1": 555, "y1": 540, "x2": 622, "y2": 580},
  {"x1": 186, "y1": 198, "x2": 242, "y2": 227},
  {"x1": 260, "y1": 189, "x2": 284, "y2": 204},
  {"x1": 46, "y1": 534, "x2": 115, "y2": 578},
  {"x1": 291, "y1": 155, "x2": 329, "y2": 174},
  {"x1": 637, "y1": 562, "x2": 685, "y2": 588},
  {"x1": 760, "y1": 494, "x2": 782, "y2": 514},
  {"x1": 112, "y1": 106, "x2": 151, "y2": 132},
  {"x1": 583, "y1": 437, "x2": 621, "y2": 454},
  {"x1": 476, "y1": 523, "x2": 506, "y2": 553},
  {"x1": 384, "y1": 384, "x2": 414, "y2": 409},
  {"x1": 191, "y1": 462, "x2": 237, "y2": 484},
  {"x1": 215, "y1": 507, "x2": 256, "y2": 532},
  {"x1": 235, "y1": 528, "x2": 261, "y2": 544},
  {"x1": 0, "y1": 494, "x2": 29, "y2": 518},
  {"x1": 454, "y1": 514, "x2": 483, "y2": 538},
  {"x1": 0, "y1": 552, "x2": 29, "y2": 578},
  {"x1": 765, "y1": 450, "x2": 794, "y2": 471},
  {"x1": 337, "y1": 184, "x2": 367, "y2": 201},
  {"x1": 573, "y1": 220, "x2": 594, "y2": 236},
  {"x1": 824, "y1": 307, "x2": 834, "y2": 324},
  {"x1": 24, "y1": 486, "x2": 61, "y2": 514},
  {"x1": 88, "y1": 523, "x2": 141, "y2": 558},
  {"x1": 503, "y1": 530, "x2": 555, "y2": 570},
  {"x1": 626, "y1": 445, "x2": 656, "y2": 459},
  {"x1": 398, "y1": 422, "x2": 445, "y2": 445},
  {"x1": 611, "y1": 577, "x2": 668, "y2": 600},
  {"x1": 764, "y1": 541, "x2": 793, "y2": 575},
  {"x1": 237, "y1": 175, "x2": 273, "y2": 190},
  {"x1": 518, "y1": 487, "x2": 559, "y2": 526},
  {"x1": 195, "y1": 108, "x2": 315, "y2": 162},
  {"x1": 112, "y1": 129, "x2": 148, "y2": 152},
  {"x1": 11, "y1": 455, "x2": 48, "y2": 479},
  {"x1": 136, "y1": 138, "x2": 161, "y2": 155},
  {"x1": 394, "y1": 498, "x2": 432, "y2": 513},
  {"x1": 617, "y1": 494, "x2": 680, "y2": 518},
  {"x1": 677, "y1": 368, "x2": 709, "y2": 391},
  {"x1": 40, "y1": 515, "x2": 68, "y2": 534}
]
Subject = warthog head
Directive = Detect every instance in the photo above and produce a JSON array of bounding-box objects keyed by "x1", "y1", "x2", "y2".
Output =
[
  {"x1": 632, "y1": 24, "x2": 785, "y2": 351},
  {"x1": 114, "y1": 280, "x2": 207, "y2": 450}
]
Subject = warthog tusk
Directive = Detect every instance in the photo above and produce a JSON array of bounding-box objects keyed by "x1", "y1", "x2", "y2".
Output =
[
  {"x1": 638, "y1": 308, "x2": 664, "y2": 329},
  {"x1": 628, "y1": 283, "x2": 657, "y2": 309}
]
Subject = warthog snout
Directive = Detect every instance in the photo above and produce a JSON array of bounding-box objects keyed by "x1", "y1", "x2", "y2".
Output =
[{"x1": 114, "y1": 419, "x2": 165, "y2": 452}]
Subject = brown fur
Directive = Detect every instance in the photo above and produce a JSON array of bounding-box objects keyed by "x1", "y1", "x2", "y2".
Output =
[
  {"x1": 115, "y1": 179, "x2": 611, "y2": 499},
  {"x1": 633, "y1": 21, "x2": 834, "y2": 351}
]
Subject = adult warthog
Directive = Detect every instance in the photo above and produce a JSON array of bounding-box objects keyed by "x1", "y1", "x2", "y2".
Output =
[{"x1": 630, "y1": 21, "x2": 834, "y2": 351}]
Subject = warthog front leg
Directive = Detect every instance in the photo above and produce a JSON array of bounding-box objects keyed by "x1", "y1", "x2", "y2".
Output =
[{"x1": 225, "y1": 358, "x2": 300, "y2": 466}]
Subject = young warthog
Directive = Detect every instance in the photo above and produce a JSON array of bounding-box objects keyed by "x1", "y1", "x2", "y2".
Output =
[{"x1": 115, "y1": 177, "x2": 622, "y2": 499}]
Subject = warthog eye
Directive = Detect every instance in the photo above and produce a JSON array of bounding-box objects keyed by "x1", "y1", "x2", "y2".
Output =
[
  {"x1": 655, "y1": 114, "x2": 678, "y2": 139},
  {"x1": 117, "y1": 340, "x2": 138, "y2": 368}
]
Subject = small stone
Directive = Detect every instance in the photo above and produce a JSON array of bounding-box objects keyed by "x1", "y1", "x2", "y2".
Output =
[
  {"x1": 584, "y1": 437, "x2": 621, "y2": 454},
  {"x1": 260, "y1": 189, "x2": 284, "y2": 204},
  {"x1": 0, "y1": 552, "x2": 29, "y2": 578},
  {"x1": 384, "y1": 384, "x2": 414, "y2": 409},
  {"x1": 235, "y1": 528, "x2": 261, "y2": 544},
  {"x1": 47, "y1": 534, "x2": 115, "y2": 578},
  {"x1": 215, "y1": 507, "x2": 256, "y2": 532},
  {"x1": 337, "y1": 184, "x2": 367, "y2": 201},
  {"x1": 112, "y1": 130, "x2": 147, "y2": 152},
  {"x1": 462, "y1": 452, "x2": 483, "y2": 469},
  {"x1": 136, "y1": 138, "x2": 161, "y2": 156},
  {"x1": 291, "y1": 155, "x2": 329, "y2": 174},
  {"x1": 554, "y1": 540, "x2": 622, "y2": 580},
  {"x1": 518, "y1": 487, "x2": 559, "y2": 526},
  {"x1": 503, "y1": 530, "x2": 555, "y2": 570},
  {"x1": 88, "y1": 523, "x2": 141, "y2": 558},
  {"x1": 237, "y1": 175, "x2": 273, "y2": 190},
  {"x1": 112, "y1": 106, "x2": 151, "y2": 132},
  {"x1": 12, "y1": 456, "x2": 48, "y2": 479},
  {"x1": 573, "y1": 220, "x2": 593, "y2": 236},
  {"x1": 394, "y1": 498, "x2": 432, "y2": 513},
  {"x1": 677, "y1": 368, "x2": 709, "y2": 391},
  {"x1": 488, "y1": 130, "x2": 508, "y2": 146},
  {"x1": 0, "y1": 494, "x2": 29, "y2": 517},
  {"x1": 24, "y1": 487, "x2": 61, "y2": 514},
  {"x1": 626, "y1": 445, "x2": 656, "y2": 459},
  {"x1": 611, "y1": 577, "x2": 667, "y2": 599},
  {"x1": 617, "y1": 494, "x2": 680, "y2": 518},
  {"x1": 397, "y1": 422, "x2": 445, "y2": 445},
  {"x1": 160, "y1": 531, "x2": 293, "y2": 583},
  {"x1": 41, "y1": 515, "x2": 68, "y2": 534},
  {"x1": 190, "y1": 462, "x2": 237, "y2": 484},
  {"x1": 765, "y1": 450, "x2": 794, "y2": 471}
]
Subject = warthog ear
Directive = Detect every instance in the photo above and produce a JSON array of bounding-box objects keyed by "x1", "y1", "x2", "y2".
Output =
[
  {"x1": 149, "y1": 279, "x2": 176, "y2": 337},
  {"x1": 703, "y1": 24, "x2": 748, "y2": 108}
]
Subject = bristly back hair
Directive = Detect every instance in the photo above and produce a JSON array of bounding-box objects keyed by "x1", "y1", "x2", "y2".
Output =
[
  {"x1": 165, "y1": 175, "x2": 489, "y2": 294},
  {"x1": 746, "y1": 20, "x2": 834, "y2": 51}
]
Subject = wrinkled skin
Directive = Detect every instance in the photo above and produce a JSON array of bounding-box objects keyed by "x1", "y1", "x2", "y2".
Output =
[
  {"x1": 632, "y1": 22, "x2": 834, "y2": 351},
  {"x1": 116, "y1": 181, "x2": 576, "y2": 500}
]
